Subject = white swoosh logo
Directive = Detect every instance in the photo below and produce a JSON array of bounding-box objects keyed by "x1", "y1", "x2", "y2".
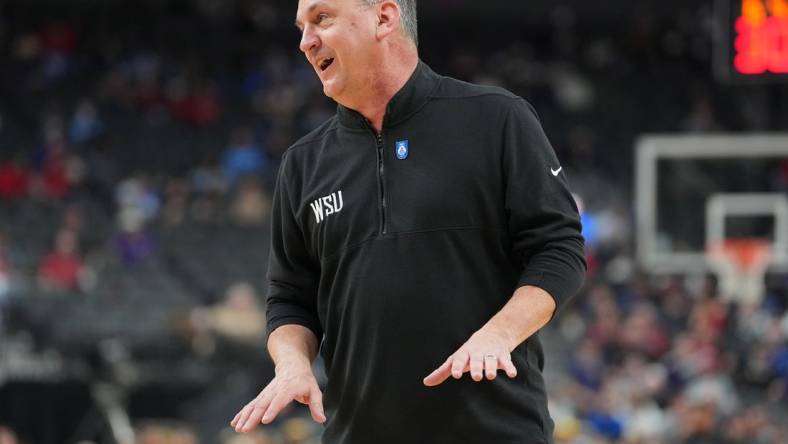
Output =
[{"x1": 551, "y1": 167, "x2": 562, "y2": 176}]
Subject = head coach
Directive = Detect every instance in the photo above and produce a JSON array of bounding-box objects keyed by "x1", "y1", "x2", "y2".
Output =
[{"x1": 231, "y1": 0, "x2": 587, "y2": 442}]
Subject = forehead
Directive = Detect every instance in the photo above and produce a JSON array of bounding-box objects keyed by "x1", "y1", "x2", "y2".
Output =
[
  {"x1": 296, "y1": 0, "x2": 355, "y2": 22},
  {"x1": 296, "y1": 0, "x2": 337, "y2": 17}
]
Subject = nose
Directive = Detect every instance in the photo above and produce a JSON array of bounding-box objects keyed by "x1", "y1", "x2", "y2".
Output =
[{"x1": 299, "y1": 25, "x2": 319, "y2": 55}]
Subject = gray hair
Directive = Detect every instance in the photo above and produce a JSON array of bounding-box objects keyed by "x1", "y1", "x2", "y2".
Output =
[{"x1": 362, "y1": 0, "x2": 418, "y2": 47}]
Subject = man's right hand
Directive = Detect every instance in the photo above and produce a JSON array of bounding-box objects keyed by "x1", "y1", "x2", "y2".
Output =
[{"x1": 230, "y1": 360, "x2": 326, "y2": 433}]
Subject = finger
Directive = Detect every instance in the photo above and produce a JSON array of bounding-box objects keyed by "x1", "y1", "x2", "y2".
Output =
[
  {"x1": 499, "y1": 354, "x2": 518, "y2": 378},
  {"x1": 231, "y1": 409, "x2": 244, "y2": 427},
  {"x1": 232, "y1": 393, "x2": 264, "y2": 428},
  {"x1": 423, "y1": 358, "x2": 452, "y2": 387},
  {"x1": 451, "y1": 352, "x2": 469, "y2": 379},
  {"x1": 241, "y1": 390, "x2": 275, "y2": 432},
  {"x1": 484, "y1": 354, "x2": 498, "y2": 380},
  {"x1": 234, "y1": 402, "x2": 256, "y2": 432},
  {"x1": 231, "y1": 406, "x2": 245, "y2": 427},
  {"x1": 308, "y1": 385, "x2": 327, "y2": 423},
  {"x1": 242, "y1": 405, "x2": 267, "y2": 432},
  {"x1": 261, "y1": 391, "x2": 293, "y2": 424},
  {"x1": 470, "y1": 353, "x2": 484, "y2": 382}
]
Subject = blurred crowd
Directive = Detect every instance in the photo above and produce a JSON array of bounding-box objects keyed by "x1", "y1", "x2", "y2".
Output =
[
  {"x1": 548, "y1": 274, "x2": 788, "y2": 443},
  {"x1": 1, "y1": 0, "x2": 788, "y2": 443}
]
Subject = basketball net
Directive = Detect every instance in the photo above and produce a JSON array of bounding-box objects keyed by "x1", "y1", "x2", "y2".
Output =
[{"x1": 706, "y1": 238, "x2": 771, "y2": 306}]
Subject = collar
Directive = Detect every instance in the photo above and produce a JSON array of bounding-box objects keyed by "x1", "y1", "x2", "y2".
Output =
[{"x1": 336, "y1": 59, "x2": 441, "y2": 131}]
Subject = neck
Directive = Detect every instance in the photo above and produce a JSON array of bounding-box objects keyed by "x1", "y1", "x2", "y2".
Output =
[{"x1": 343, "y1": 50, "x2": 419, "y2": 133}]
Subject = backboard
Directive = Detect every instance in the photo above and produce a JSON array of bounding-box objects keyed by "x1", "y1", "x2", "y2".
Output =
[{"x1": 636, "y1": 134, "x2": 788, "y2": 274}]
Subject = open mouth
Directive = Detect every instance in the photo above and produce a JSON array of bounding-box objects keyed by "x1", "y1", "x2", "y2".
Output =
[{"x1": 318, "y1": 58, "x2": 334, "y2": 72}]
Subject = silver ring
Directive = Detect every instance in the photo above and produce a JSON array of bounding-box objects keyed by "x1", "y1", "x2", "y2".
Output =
[{"x1": 484, "y1": 354, "x2": 496, "y2": 359}]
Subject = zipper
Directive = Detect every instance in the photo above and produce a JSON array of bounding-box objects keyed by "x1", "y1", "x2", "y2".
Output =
[
  {"x1": 363, "y1": 118, "x2": 388, "y2": 236},
  {"x1": 375, "y1": 132, "x2": 388, "y2": 235}
]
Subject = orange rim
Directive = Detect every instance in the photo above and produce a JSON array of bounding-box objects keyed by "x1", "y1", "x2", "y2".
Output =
[{"x1": 707, "y1": 238, "x2": 771, "y2": 273}]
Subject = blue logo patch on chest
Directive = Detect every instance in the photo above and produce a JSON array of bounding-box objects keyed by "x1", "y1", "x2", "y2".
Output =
[{"x1": 395, "y1": 140, "x2": 409, "y2": 160}]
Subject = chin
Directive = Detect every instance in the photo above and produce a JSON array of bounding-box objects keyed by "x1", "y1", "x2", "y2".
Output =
[
  {"x1": 321, "y1": 81, "x2": 342, "y2": 101},
  {"x1": 322, "y1": 86, "x2": 335, "y2": 100}
]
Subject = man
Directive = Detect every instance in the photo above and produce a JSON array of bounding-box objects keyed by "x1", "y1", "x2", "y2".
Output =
[{"x1": 231, "y1": 0, "x2": 586, "y2": 442}]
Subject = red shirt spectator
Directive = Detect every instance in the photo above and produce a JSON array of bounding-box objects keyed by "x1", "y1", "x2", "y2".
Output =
[
  {"x1": 34, "y1": 137, "x2": 71, "y2": 200},
  {"x1": 0, "y1": 161, "x2": 29, "y2": 200},
  {"x1": 38, "y1": 23, "x2": 76, "y2": 55},
  {"x1": 38, "y1": 229, "x2": 83, "y2": 291},
  {"x1": 170, "y1": 82, "x2": 220, "y2": 126}
]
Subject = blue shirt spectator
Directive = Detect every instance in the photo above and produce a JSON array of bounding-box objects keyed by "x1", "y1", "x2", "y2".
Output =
[{"x1": 221, "y1": 127, "x2": 267, "y2": 185}]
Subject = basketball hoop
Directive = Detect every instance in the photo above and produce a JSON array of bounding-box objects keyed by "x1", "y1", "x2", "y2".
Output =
[{"x1": 706, "y1": 238, "x2": 771, "y2": 305}]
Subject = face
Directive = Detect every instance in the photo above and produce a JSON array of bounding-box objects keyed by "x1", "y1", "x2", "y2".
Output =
[{"x1": 295, "y1": 0, "x2": 381, "y2": 103}]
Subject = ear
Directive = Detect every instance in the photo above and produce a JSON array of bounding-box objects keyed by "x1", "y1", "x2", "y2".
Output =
[{"x1": 375, "y1": 0, "x2": 401, "y2": 40}]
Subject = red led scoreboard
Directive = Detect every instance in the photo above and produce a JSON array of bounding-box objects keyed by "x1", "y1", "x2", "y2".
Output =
[{"x1": 716, "y1": 0, "x2": 788, "y2": 81}]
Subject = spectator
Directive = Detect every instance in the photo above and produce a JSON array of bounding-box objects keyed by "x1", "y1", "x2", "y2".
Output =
[
  {"x1": 115, "y1": 174, "x2": 161, "y2": 223},
  {"x1": 619, "y1": 302, "x2": 671, "y2": 358},
  {"x1": 129, "y1": 51, "x2": 164, "y2": 109},
  {"x1": 0, "y1": 232, "x2": 12, "y2": 302},
  {"x1": 169, "y1": 77, "x2": 221, "y2": 127},
  {"x1": 37, "y1": 228, "x2": 84, "y2": 292},
  {"x1": 567, "y1": 338, "x2": 604, "y2": 391},
  {"x1": 221, "y1": 127, "x2": 266, "y2": 185},
  {"x1": 191, "y1": 160, "x2": 227, "y2": 196},
  {"x1": 0, "y1": 155, "x2": 29, "y2": 200},
  {"x1": 190, "y1": 282, "x2": 265, "y2": 346},
  {"x1": 230, "y1": 176, "x2": 270, "y2": 226},
  {"x1": 160, "y1": 178, "x2": 190, "y2": 227},
  {"x1": 30, "y1": 114, "x2": 70, "y2": 200},
  {"x1": 61, "y1": 204, "x2": 85, "y2": 236},
  {"x1": 114, "y1": 207, "x2": 155, "y2": 266},
  {"x1": 68, "y1": 99, "x2": 103, "y2": 144},
  {"x1": 37, "y1": 22, "x2": 76, "y2": 85}
]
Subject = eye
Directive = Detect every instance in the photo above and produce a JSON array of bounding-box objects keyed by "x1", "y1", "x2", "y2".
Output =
[{"x1": 316, "y1": 13, "x2": 330, "y2": 25}]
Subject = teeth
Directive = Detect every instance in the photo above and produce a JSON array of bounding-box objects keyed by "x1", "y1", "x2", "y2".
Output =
[{"x1": 319, "y1": 58, "x2": 333, "y2": 71}]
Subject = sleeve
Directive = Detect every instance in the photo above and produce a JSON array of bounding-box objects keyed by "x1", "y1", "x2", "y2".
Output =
[
  {"x1": 502, "y1": 98, "x2": 587, "y2": 317},
  {"x1": 265, "y1": 155, "x2": 323, "y2": 340}
]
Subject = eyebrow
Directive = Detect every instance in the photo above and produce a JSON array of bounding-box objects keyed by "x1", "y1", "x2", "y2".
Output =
[{"x1": 294, "y1": 2, "x2": 328, "y2": 30}]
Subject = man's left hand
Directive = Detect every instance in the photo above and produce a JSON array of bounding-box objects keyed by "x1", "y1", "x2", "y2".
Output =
[{"x1": 422, "y1": 325, "x2": 518, "y2": 386}]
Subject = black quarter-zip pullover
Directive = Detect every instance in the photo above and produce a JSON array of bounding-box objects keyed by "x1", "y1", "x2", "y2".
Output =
[{"x1": 265, "y1": 60, "x2": 586, "y2": 444}]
